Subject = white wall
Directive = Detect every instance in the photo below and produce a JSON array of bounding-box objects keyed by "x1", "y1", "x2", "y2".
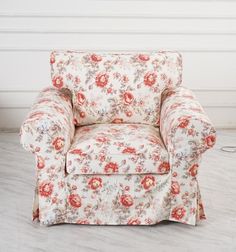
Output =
[{"x1": 0, "y1": 0, "x2": 236, "y2": 129}]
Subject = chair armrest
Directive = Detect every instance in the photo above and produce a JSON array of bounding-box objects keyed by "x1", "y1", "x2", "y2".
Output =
[
  {"x1": 160, "y1": 87, "x2": 216, "y2": 155},
  {"x1": 20, "y1": 87, "x2": 75, "y2": 155}
]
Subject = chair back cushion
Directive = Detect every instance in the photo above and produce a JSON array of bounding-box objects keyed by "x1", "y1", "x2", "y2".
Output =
[{"x1": 50, "y1": 51, "x2": 182, "y2": 126}]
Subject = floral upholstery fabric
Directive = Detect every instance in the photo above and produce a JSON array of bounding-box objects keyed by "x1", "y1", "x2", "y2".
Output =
[
  {"x1": 20, "y1": 87, "x2": 74, "y2": 154},
  {"x1": 65, "y1": 173, "x2": 171, "y2": 225},
  {"x1": 160, "y1": 86, "x2": 216, "y2": 224},
  {"x1": 67, "y1": 123, "x2": 169, "y2": 175},
  {"x1": 50, "y1": 51, "x2": 182, "y2": 126},
  {"x1": 20, "y1": 88, "x2": 75, "y2": 225},
  {"x1": 20, "y1": 51, "x2": 216, "y2": 226}
]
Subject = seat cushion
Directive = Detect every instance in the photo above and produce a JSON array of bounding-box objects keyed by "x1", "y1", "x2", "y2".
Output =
[
  {"x1": 66, "y1": 123, "x2": 170, "y2": 175},
  {"x1": 51, "y1": 51, "x2": 182, "y2": 127}
]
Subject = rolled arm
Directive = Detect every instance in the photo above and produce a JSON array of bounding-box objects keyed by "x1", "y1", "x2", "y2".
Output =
[
  {"x1": 160, "y1": 86, "x2": 216, "y2": 155},
  {"x1": 160, "y1": 86, "x2": 216, "y2": 225},
  {"x1": 20, "y1": 87, "x2": 75, "y2": 155},
  {"x1": 20, "y1": 87, "x2": 75, "y2": 225}
]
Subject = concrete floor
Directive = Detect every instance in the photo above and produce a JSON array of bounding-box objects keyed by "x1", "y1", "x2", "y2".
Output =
[{"x1": 0, "y1": 131, "x2": 236, "y2": 252}]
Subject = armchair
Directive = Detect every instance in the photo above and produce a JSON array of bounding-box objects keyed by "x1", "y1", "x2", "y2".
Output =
[{"x1": 20, "y1": 51, "x2": 216, "y2": 226}]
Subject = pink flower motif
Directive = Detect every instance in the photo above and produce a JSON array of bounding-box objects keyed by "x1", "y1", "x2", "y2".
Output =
[
  {"x1": 52, "y1": 137, "x2": 64, "y2": 151},
  {"x1": 179, "y1": 118, "x2": 189, "y2": 128},
  {"x1": 144, "y1": 72, "x2": 157, "y2": 86},
  {"x1": 171, "y1": 181, "x2": 180, "y2": 195},
  {"x1": 52, "y1": 76, "x2": 63, "y2": 89},
  {"x1": 37, "y1": 156, "x2": 45, "y2": 169},
  {"x1": 138, "y1": 54, "x2": 150, "y2": 61},
  {"x1": 126, "y1": 111, "x2": 133, "y2": 117},
  {"x1": 39, "y1": 181, "x2": 53, "y2": 197},
  {"x1": 158, "y1": 162, "x2": 170, "y2": 173},
  {"x1": 123, "y1": 92, "x2": 134, "y2": 104},
  {"x1": 120, "y1": 194, "x2": 134, "y2": 207},
  {"x1": 50, "y1": 54, "x2": 55, "y2": 64},
  {"x1": 95, "y1": 73, "x2": 109, "y2": 87},
  {"x1": 96, "y1": 136, "x2": 108, "y2": 143},
  {"x1": 91, "y1": 54, "x2": 102, "y2": 62},
  {"x1": 77, "y1": 92, "x2": 86, "y2": 105},
  {"x1": 122, "y1": 147, "x2": 136, "y2": 154},
  {"x1": 104, "y1": 162, "x2": 118, "y2": 173},
  {"x1": 205, "y1": 135, "x2": 216, "y2": 148},
  {"x1": 68, "y1": 194, "x2": 82, "y2": 208},
  {"x1": 88, "y1": 177, "x2": 102, "y2": 190},
  {"x1": 189, "y1": 164, "x2": 198, "y2": 177},
  {"x1": 171, "y1": 206, "x2": 186, "y2": 220},
  {"x1": 141, "y1": 175, "x2": 156, "y2": 190}
]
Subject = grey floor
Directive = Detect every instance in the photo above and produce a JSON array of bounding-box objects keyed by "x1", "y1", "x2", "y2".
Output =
[{"x1": 0, "y1": 131, "x2": 236, "y2": 252}]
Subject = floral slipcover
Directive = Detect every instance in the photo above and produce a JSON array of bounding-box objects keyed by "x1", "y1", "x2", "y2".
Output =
[
  {"x1": 67, "y1": 123, "x2": 169, "y2": 175},
  {"x1": 50, "y1": 51, "x2": 182, "y2": 126},
  {"x1": 20, "y1": 51, "x2": 216, "y2": 226}
]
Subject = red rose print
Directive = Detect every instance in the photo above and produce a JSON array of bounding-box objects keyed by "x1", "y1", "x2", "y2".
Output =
[
  {"x1": 96, "y1": 136, "x2": 108, "y2": 143},
  {"x1": 95, "y1": 73, "x2": 109, "y2": 87},
  {"x1": 123, "y1": 92, "x2": 134, "y2": 104},
  {"x1": 171, "y1": 206, "x2": 186, "y2": 220},
  {"x1": 52, "y1": 137, "x2": 64, "y2": 151},
  {"x1": 68, "y1": 194, "x2": 82, "y2": 208},
  {"x1": 37, "y1": 156, "x2": 45, "y2": 169},
  {"x1": 122, "y1": 147, "x2": 136, "y2": 154},
  {"x1": 88, "y1": 177, "x2": 102, "y2": 190},
  {"x1": 52, "y1": 76, "x2": 63, "y2": 89},
  {"x1": 141, "y1": 175, "x2": 156, "y2": 190},
  {"x1": 69, "y1": 149, "x2": 86, "y2": 156},
  {"x1": 104, "y1": 162, "x2": 118, "y2": 173},
  {"x1": 144, "y1": 72, "x2": 157, "y2": 86},
  {"x1": 50, "y1": 54, "x2": 55, "y2": 64},
  {"x1": 112, "y1": 118, "x2": 123, "y2": 124},
  {"x1": 205, "y1": 135, "x2": 216, "y2": 148},
  {"x1": 77, "y1": 92, "x2": 86, "y2": 105},
  {"x1": 138, "y1": 54, "x2": 150, "y2": 61},
  {"x1": 39, "y1": 181, "x2": 53, "y2": 197},
  {"x1": 189, "y1": 164, "x2": 198, "y2": 177},
  {"x1": 120, "y1": 194, "x2": 134, "y2": 207},
  {"x1": 107, "y1": 87, "x2": 113, "y2": 94},
  {"x1": 179, "y1": 118, "x2": 189, "y2": 128},
  {"x1": 158, "y1": 162, "x2": 170, "y2": 173},
  {"x1": 91, "y1": 54, "x2": 102, "y2": 62},
  {"x1": 128, "y1": 218, "x2": 141, "y2": 225},
  {"x1": 80, "y1": 111, "x2": 86, "y2": 118},
  {"x1": 171, "y1": 181, "x2": 180, "y2": 195},
  {"x1": 126, "y1": 111, "x2": 133, "y2": 117}
]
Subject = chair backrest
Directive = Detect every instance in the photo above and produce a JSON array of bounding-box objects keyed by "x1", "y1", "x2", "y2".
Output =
[{"x1": 50, "y1": 51, "x2": 182, "y2": 126}]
